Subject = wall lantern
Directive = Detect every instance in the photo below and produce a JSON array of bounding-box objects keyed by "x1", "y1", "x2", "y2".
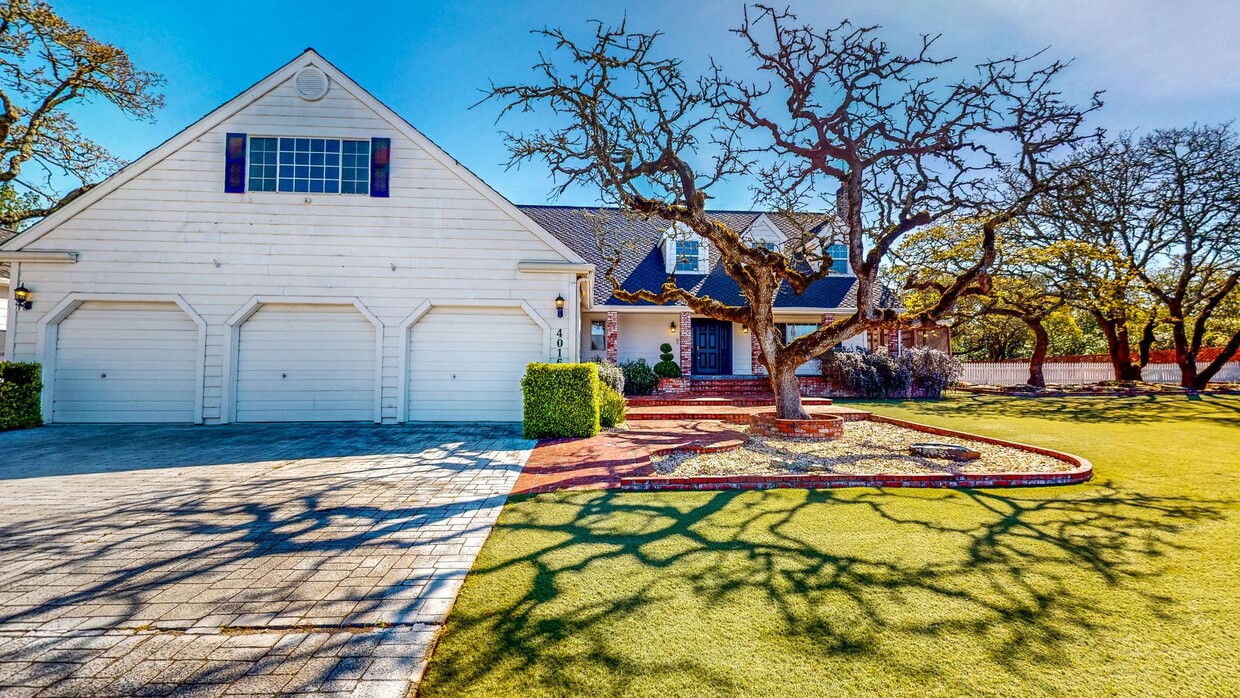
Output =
[
  {"x1": 555, "y1": 294, "x2": 565, "y2": 318},
  {"x1": 13, "y1": 285, "x2": 32, "y2": 310},
  {"x1": 669, "y1": 321, "x2": 678, "y2": 334},
  {"x1": 741, "y1": 325, "x2": 749, "y2": 334}
]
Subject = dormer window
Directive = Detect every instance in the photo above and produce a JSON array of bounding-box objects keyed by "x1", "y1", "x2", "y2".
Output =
[
  {"x1": 675, "y1": 240, "x2": 701, "y2": 272},
  {"x1": 828, "y1": 243, "x2": 849, "y2": 274},
  {"x1": 224, "y1": 133, "x2": 390, "y2": 197},
  {"x1": 662, "y1": 224, "x2": 709, "y2": 275}
]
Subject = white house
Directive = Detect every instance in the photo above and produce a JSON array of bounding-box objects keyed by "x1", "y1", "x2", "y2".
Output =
[
  {"x1": 0, "y1": 50, "x2": 917, "y2": 424},
  {"x1": 0, "y1": 50, "x2": 591, "y2": 424}
]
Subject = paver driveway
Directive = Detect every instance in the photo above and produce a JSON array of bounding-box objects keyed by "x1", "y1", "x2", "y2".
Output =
[{"x1": 0, "y1": 423, "x2": 532, "y2": 697}]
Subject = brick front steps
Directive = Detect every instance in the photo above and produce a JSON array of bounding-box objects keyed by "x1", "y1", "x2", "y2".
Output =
[
  {"x1": 627, "y1": 403, "x2": 872, "y2": 424},
  {"x1": 627, "y1": 395, "x2": 834, "y2": 407},
  {"x1": 619, "y1": 415, "x2": 1093, "y2": 492}
]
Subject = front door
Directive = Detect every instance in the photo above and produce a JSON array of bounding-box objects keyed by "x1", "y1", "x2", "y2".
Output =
[{"x1": 692, "y1": 319, "x2": 732, "y2": 375}]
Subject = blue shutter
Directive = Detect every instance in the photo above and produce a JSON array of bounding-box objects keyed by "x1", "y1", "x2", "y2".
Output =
[
  {"x1": 224, "y1": 133, "x2": 247, "y2": 193},
  {"x1": 370, "y1": 137, "x2": 391, "y2": 197}
]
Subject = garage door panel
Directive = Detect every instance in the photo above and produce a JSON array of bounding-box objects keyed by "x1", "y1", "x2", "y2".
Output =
[
  {"x1": 235, "y1": 304, "x2": 376, "y2": 422},
  {"x1": 53, "y1": 301, "x2": 199, "y2": 423},
  {"x1": 408, "y1": 306, "x2": 544, "y2": 422}
]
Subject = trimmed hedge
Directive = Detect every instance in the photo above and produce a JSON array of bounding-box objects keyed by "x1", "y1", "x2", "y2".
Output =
[
  {"x1": 0, "y1": 362, "x2": 43, "y2": 431},
  {"x1": 599, "y1": 384, "x2": 627, "y2": 428},
  {"x1": 522, "y1": 362, "x2": 600, "y2": 439}
]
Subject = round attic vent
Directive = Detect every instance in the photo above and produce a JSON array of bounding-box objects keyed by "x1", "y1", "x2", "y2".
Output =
[{"x1": 294, "y1": 66, "x2": 329, "y2": 101}]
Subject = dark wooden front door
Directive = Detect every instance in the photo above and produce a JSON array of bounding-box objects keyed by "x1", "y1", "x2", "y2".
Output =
[{"x1": 692, "y1": 319, "x2": 732, "y2": 375}]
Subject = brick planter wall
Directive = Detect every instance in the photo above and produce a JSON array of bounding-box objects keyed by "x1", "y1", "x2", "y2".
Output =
[
  {"x1": 748, "y1": 412, "x2": 845, "y2": 439},
  {"x1": 618, "y1": 414, "x2": 1093, "y2": 491},
  {"x1": 657, "y1": 377, "x2": 692, "y2": 395}
]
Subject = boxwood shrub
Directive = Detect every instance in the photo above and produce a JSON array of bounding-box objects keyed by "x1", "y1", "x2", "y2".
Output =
[
  {"x1": 599, "y1": 384, "x2": 627, "y2": 428},
  {"x1": 0, "y1": 362, "x2": 43, "y2": 431},
  {"x1": 522, "y1": 362, "x2": 600, "y2": 439}
]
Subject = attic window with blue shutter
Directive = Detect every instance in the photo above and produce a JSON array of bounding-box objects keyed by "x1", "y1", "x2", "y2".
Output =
[{"x1": 242, "y1": 137, "x2": 378, "y2": 195}]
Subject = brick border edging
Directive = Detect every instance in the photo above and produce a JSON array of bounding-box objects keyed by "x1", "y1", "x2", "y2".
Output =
[
  {"x1": 748, "y1": 412, "x2": 844, "y2": 439},
  {"x1": 619, "y1": 415, "x2": 1093, "y2": 491}
]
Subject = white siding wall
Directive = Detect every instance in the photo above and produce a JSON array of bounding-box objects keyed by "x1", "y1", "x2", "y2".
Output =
[
  {"x1": 7, "y1": 69, "x2": 579, "y2": 423},
  {"x1": 617, "y1": 314, "x2": 679, "y2": 366},
  {"x1": 0, "y1": 277, "x2": 8, "y2": 360}
]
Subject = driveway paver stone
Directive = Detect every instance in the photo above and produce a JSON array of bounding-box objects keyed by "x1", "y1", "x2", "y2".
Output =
[{"x1": 0, "y1": 423, "x2": 532, "y2": 697}]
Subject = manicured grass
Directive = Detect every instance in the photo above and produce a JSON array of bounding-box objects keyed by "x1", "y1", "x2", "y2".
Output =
[{"x1": 421, "y1": 395, "x2": 1240, "y2": 697}]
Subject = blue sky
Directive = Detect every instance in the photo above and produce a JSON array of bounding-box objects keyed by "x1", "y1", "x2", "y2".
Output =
[{"x1": 64, "y1": 0, "x2": 1240, "y2": 209}]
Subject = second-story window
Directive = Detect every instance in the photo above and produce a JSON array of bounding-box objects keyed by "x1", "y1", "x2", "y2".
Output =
[
  {"x1": 675, "y1": 239, "x2": 701, "y2": 272},
  {"x1": 828, "y1": 243, "x2": 849, "y2": 274},
  {"x1": 247, "y1": 137, "x2": 371, "y2": 194}
]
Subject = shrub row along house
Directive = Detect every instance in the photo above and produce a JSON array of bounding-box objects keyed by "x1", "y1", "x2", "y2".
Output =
[{"x1": 0, "y1": 51, "x2": 943, "y2": 425}]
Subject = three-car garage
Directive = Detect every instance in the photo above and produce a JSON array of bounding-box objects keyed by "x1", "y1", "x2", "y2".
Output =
[{"x1": 38, "y1": 296, "x2": 549, "y2": 425}]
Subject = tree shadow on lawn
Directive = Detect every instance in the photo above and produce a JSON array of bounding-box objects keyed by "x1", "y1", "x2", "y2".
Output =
[
  {"x1": 423, "y1": 482, "x2": 1231, "y2": 695},
  {"x1": 840, "y1": 393, "x2": 1240, "y2": 426}
]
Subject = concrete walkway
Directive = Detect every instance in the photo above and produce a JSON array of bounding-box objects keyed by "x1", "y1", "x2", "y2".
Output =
[{"x1": 0, "y1": 423, "x2": 532, "y2": 697}]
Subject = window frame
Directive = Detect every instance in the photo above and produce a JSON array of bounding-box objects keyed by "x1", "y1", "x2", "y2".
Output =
[
  {"x1": 590, "y1": 320, "x2": 607, "y2": 351},
  {"x1": 675, "y1": 239, "x2": 702, "y2": 273},
  {"x1": 246, "y1": 136, "x2": 372, "y2": 195},
  {"x1": 827, "y1": 243, "x2": 850, "y2": 275}
]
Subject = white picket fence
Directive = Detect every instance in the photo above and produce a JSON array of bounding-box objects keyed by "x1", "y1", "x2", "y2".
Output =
[{"x1": 961, "y1": 361, "x2": 1240, "y2": 386}]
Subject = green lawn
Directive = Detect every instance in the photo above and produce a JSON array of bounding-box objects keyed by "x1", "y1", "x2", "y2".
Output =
[{"x1": 421, "y1": 396, "x2": 1240, "y2": 697}]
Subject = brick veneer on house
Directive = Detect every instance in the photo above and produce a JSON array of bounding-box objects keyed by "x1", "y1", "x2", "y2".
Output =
[
  {"x1": 605, "y1": 311, "x2": 618, "y2": 364},
  {"x1": 678, "y1": 311, "x2": 692, "y2": 376},
  {"x1": 751, "y1": 333, "x2": 765, "y2": 375}
]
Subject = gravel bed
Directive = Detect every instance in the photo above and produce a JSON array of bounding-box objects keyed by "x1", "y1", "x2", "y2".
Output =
[{"x1": 652, "y1": 420, "x2": 1070, "y2": 476}]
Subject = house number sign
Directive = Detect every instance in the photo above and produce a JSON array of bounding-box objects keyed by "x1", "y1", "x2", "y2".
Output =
[{"x1": 555, "y1": 329, "x2": 564, "y2": 363}]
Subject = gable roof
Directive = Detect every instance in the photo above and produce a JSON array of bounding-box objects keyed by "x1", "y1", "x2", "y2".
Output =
[
  {"x1": 0, "y1": 50, "x2": 587, "y2": 266},
  {"x1": 519, "y1": 205, "x2": 868, "y2": 310}
]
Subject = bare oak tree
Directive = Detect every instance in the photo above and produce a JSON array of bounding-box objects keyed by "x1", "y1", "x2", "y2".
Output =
[
  {"x1": 488, "y1": 5, "x2": 1096, "y2": 418},
  {"x1": 0, "y1": 0, "x2": 164, "y2": 227},
  {"x1": 1033, "y1": 127, "x2": 1240, "y2": 387}
]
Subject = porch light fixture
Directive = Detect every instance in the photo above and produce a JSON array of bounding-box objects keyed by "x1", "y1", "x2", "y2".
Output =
[
  {"x1": 555, "y1": 294, "x2": 565, "y2": 318},
  {"x1": 669, "y1": 321, "x2": 677, "y2": 334},
  {"x1": 741, "y1": 325, "x2": 748, "y2": 334},
  {"x1": 13, "y1": 285, "x2": 32, "y2": 310}
]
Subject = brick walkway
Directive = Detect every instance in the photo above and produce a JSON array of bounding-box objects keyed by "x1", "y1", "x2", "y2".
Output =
[
  {"x1": 511, "y1": 420, "x2": 746, "y2": 494},
  {"x1": 0, "y1": 423, "x2": 532, "y2": 697}
]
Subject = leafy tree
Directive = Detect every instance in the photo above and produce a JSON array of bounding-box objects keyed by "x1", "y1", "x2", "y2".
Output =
[
  {"x1": 899, "y1": 221, "x2": 1066, "y2": 387},
  {"x1": 487, "y1": 5, "x2": 1096, "y2": 418},
  {"x1": 0, "y1": 0, "x2": 164, "y2": 228}
]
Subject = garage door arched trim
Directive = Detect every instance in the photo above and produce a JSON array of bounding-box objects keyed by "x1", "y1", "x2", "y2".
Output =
[
  {"x1": 36, "y1": 293, "x2": 208, "y2": 424},
  {"x1": 397, "y1": 299, "x2": 550, "y2": 423},
  {"x1": 222, "y1": 296, "x2": 384, "y2": 424}
]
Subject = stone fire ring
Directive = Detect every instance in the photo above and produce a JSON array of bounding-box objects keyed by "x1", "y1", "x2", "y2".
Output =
[{"x1": 748, "y1": 411, "x2": 845, "y2": 439}]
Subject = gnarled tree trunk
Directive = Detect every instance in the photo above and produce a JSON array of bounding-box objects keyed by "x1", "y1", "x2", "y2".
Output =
[{"x1": 1024, "y1": 317, "x2": 1050, "y2": 388}]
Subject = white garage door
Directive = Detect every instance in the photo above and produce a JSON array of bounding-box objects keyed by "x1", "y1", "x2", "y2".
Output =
[
  {"x1": 408, "y1": 306, "x2": 544, "y2": 421},
  {"x1": 235, "y1": 304, "x2": 376, "y2": 422},
  {"x1": 52, "y1": 301, "x2": 199, "y2": 423}
]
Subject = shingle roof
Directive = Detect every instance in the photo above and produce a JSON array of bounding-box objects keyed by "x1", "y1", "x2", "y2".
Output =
[{"x1": 518, "y1": 205, "x2": 862, "y2": 309}]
